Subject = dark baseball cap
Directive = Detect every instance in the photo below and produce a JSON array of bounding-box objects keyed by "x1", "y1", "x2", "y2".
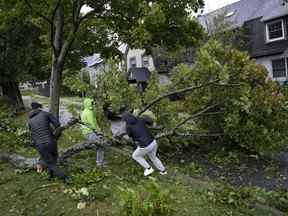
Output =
[{"x1": 31, "y1": 102, "x2": 42, "y2": 109}]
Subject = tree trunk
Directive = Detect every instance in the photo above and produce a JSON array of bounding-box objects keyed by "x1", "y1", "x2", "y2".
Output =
[
  {"x1": 1, "y1": 81, "x2": 24, "y2": 110},
  {"x1": 49, "y1": 4, "x2": 64, "y2": 118},
  {"x1": 123, "y1": 45, "x2": 129, "y2": 72},
  {"x1": 49, "y1": 58, "x2": 64, "y2": 118}
]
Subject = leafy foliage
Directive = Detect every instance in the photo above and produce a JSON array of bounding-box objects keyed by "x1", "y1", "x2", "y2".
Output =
[
  {"x1": 71, "y1": 168, "x2": 111, "y2": 186},
  {"x1": 62, "y1": 70, "x2": 92, "y2": 95},
  {"x1": 207, "y1": 183, "x2": 288, "y2": 212},
  {"x1": 93, "y1": 60, "x2": 140, "y2": 113},
  {"x1": 168, "y1": 40, "x2": 288, "y2": 155},
  {"x1": 119, "y1": 178, "x2": 174, "y2": 216},
  {"x1": 0, "y1": 0, "x2": 47, "y2": 82},
  {"x1": 0, "y1": 102, "x2": 31, "y2": 150},
  {"x1": 75, "y1": 40, "x2": 288, "y2": 155}
]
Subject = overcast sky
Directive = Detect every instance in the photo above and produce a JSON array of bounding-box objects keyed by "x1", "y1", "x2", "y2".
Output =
[{"x1": 203, "y1": 0, "x2": 240, "y2": 13}]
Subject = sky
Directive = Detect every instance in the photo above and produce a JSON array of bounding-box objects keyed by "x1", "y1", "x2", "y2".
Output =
[
  {"x1": 82, "y1": 1, "x2": 241, "y2": 15},
  {"x1": 203, "y1": 0, "x2": 240, "y2": 13}
]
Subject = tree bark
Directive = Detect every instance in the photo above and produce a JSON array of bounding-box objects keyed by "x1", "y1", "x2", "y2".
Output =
[
  {"x1": 0, "y1": 81, "x2": 24, "y2": 110},
  {"x1": 123, "y1": 45, "x2": 129, "y2": 72},
  {"x1": 49, "y1": 3, "x2": 64, "y2": 118},
  {"x1": 49, "y1": 59, "x2": 64, "y2": 118},
  {"x1": 0, "y1": 139, "x2": 128, "y2": 170}
]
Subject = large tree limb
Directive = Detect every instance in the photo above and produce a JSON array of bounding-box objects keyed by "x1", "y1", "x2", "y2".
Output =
[
  {"x1": 0, "y1": 137, "x2": 125, "y2": 169},
  {"x1": 51, "y1": 0, "x2": 62, "y2": 56},
  {"x1": 156, "y1": 130, "x2": 224, "y2": 139},
  {"x1": 139, "y1": 79, "x2": 220, "y2": 115},
  {"x1": 172, "y1": 104, "x2": 219, "y2": 133}
]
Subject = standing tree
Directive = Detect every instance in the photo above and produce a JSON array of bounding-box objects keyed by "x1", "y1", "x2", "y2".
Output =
[
  {"x1": 0, "y1": 0, "x2": 47, "y2": 109},
  {"x1": 23, "y1": 0, "x2": 205, "y2": 118}
]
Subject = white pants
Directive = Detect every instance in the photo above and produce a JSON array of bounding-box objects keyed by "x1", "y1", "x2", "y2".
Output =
[{"x1": 132, "y1": 140, "x2": 165, "y2": 171}]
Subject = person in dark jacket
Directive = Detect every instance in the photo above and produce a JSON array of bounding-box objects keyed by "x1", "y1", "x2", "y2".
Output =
[
  {"x1": 28, "y1": 102, "x2": 67, "y2": 181},
  {"x1": 121, "y1": 111, "x2": 167, "y2": 176}
]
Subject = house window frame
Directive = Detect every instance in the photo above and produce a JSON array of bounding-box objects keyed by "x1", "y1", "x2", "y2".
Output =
[
  {"x1": 271, "y1": 58, "x2": 287, "y2": 79},
  {"x1": 142, "y1": 55, "x2": 149, "y2": 68},
  {"x1": 265, "y1": 19, "x2": 285, "y2": 43},
  {"x1": 129, "y1": 56, "x2": 137, "y2": 68},
  {"x1": 286, "y1": 17, "x2": 288, "y2": 36}
]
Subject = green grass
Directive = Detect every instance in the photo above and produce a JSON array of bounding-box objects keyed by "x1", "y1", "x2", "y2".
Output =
[
  {"x1": 0, "y1": 147, "x2": 277, "y2": 216},
  {"x1": 0, "y1": 152, "x2": 276, "y2": 216},
  {"x1": 0, "y1": 107, "x2": 281, "y2": 216}
]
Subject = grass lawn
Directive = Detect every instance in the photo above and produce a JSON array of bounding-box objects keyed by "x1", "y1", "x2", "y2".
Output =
[
  {"x1": 0, "y1": 124, "x2": 276, "y2": 216},
  {"x1": 0, "y1": 98, "x2": 282, "y2": 216},
  {"x1": 0, "y1": 152, "x2": 273, "y2": 216}
]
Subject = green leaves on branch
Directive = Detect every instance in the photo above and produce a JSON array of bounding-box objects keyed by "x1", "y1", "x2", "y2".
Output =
[
  {"x1": 119, "y1": 178, "x2": 174, "y2": 216},
  {"x1": 169, "y1": 40, "x2": 288, "y2": 155}
]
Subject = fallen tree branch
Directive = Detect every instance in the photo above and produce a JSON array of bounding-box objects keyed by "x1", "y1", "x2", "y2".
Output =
[
  {"x1": 172, "y1": 104, "x2": 219, "y2": 133},
  {"x1": 0, "y1": 152, "x2": 39, "y2": 169},
  {"x1": 156, "y1": 131, "x2": 224, "y2": 139},
  {"x1": 0, "y1": 134, "x2": 130, "y2": 169},
  {"x1": 139, "y1": 79, "x2": 220, "y2": 115},
  {"x1": 0, "y1": 111, "x2": 223, "y2": 169}
]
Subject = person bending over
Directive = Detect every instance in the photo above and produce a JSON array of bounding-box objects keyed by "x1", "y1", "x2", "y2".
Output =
[
  {"x1": 121, "y1": 111, "x2": 167, "y2": 176},
  {"x1": 28, "y1": 102, "x2": 67, "y2": 182}
]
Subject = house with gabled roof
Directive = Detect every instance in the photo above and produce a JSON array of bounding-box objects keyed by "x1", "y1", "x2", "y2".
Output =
[{"x1": 199, "y1": 0, "x2": 288, "y2": 83}]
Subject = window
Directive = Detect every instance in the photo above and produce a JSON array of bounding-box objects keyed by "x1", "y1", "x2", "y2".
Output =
[
  {"x1": 142, "y1": 55, "x2": 149, "y2": 68},
  {"x1": 129, "y1": 57, "x2": 136, "y2": 68},
  {"x1": 286, "y1": 18, "x2": 288, "y2": 36},
  {"x1": 225, "y1": 10, "x2": 235, "y2": 18},
  {"x1": 272, "y1": 58, "x2": 286, "y2": 78},
  {"x1": 266, "y1": 19, "x2": 285, "y2": 42}
]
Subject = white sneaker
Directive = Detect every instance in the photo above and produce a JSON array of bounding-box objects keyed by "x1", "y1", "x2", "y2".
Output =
[
  {"x1": 144, "y1": 167, "x2": 154, "y2": 176},
  {"x1": 159, "y1": 170, "x2": 168, "y2": 175}
]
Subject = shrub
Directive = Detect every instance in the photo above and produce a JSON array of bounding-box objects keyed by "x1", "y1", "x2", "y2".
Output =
[
  {"x1": 207, "y1": 183, "x2": 288, "y2": 212},
  {"x1": 119, "y1": 178, "x2": 174, "y2": 216},
  {"x1": 0, "y1": 102, "x2": 31, "y2": 150}
]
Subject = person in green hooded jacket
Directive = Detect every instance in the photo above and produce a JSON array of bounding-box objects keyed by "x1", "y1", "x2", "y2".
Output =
[{"x1": 81, "y1": 98, "x2": 106, "y2": 167}]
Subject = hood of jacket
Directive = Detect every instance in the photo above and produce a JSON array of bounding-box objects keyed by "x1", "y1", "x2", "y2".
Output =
[
  {"x1": 122, "y1": 111, "x2": 137, "y2": 125},
  {"x1": 29, "y1": 109, "x2": 42, "y2": 119},
  {"x1": 83, "y1": 98, "x2": 94, "y2": 110}
]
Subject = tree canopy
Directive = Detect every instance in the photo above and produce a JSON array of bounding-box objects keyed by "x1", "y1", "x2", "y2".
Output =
[{"x1": 0, "y1": 0, "x2": 47, "y2": 82}]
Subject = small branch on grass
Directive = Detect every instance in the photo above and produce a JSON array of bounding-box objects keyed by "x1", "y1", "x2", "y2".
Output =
[
  {"x1": 25, "y1": 183, "x2": 60, "y2": 199},
  {"x1": 21, "y1": 183, "x2": 61, "y2": 215}
]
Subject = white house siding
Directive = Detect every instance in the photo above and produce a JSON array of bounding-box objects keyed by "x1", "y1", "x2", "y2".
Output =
[
  {"x1": 127, "y1": 49, "x2": 155, "y2": 71},
  {"x1": 82, "y1": 63, "x2": 110, "y2": 87},
  {"x1": 255, "y1": 53, "x2": 288, "y2": 83}
]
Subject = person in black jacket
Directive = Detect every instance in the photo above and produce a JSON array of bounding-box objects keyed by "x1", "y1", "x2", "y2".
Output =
[
  {"x1": 121, "y1": 111, "x2": 167, "y2": 176},
  {"x1": 28, "y1": 102, "x2": 67, "y2": 181}
]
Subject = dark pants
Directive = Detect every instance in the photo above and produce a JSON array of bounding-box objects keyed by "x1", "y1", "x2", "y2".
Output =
[{"x1": 36, "y1": 141, "x2": 66, "y2": 180}]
